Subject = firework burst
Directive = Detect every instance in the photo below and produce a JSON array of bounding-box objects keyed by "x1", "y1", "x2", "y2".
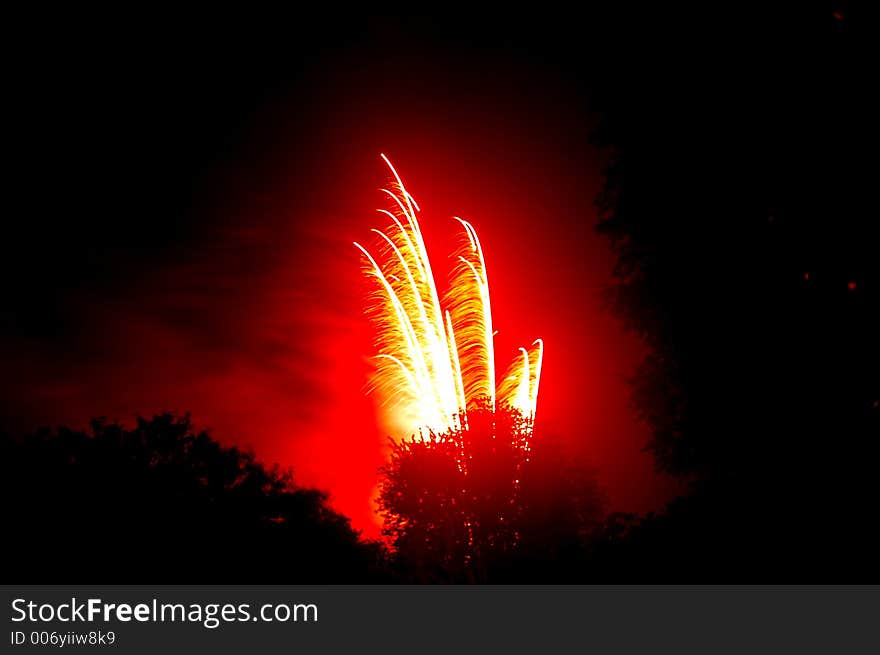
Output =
[{"x1": 355, "y1": 155, "x2": 543, "y2": 439}]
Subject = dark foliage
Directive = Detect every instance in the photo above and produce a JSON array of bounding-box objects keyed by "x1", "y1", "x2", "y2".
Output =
[
  {"x1": 378, "y1": 402, "x2": 607, "y2": 582},
  {"x1": 1, "y1": 414, "x2": 387, "y2": 582},
  {"x1": 589, "y1": 6, "x2": 880, "y2": 578}
]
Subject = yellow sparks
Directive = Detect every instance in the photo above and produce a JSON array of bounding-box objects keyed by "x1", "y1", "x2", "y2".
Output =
[{"x1": 355, "y1": 155, "x2": 543, "y2": 438}]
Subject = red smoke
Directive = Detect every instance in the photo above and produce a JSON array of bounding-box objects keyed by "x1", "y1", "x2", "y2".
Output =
[{"x1": 4, "y1": 49, "x2": 680, "y2": 537}]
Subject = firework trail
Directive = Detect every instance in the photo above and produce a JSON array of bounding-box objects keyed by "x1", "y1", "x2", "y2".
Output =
[{"x1": 354, "y1": 155, "x2": 543, "y2": 438}]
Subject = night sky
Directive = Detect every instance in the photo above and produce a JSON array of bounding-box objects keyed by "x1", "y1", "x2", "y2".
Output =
[
  {"x1": 4, "y1": 13, "x2": 686, "y2": 535},
  {"x1": 5, "y1": 7, "x2": 875, "y2": 548}
]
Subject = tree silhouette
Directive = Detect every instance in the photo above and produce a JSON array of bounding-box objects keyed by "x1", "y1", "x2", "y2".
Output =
[
  {"x1": 2, "y1": 413, "x2": 388, "y2": 582},
  {"x1": 587, "y1": 7, "x2": 880, "y2": 578},
  {"x1": 378, "y1": 401, "x2": 607, "y2": 582}
]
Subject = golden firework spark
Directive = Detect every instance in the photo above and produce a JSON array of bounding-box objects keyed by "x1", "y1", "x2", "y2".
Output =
[{"x1": 355, "y1": 155, "x2": 543, "y2": 438}]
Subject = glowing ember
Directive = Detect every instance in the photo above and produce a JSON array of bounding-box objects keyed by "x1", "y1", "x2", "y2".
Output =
[{"x1": 354, "y1": 155, "x2": 543, "y2": 438}]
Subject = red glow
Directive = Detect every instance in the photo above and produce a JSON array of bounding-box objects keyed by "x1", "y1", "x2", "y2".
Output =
[{"x1": 3, "y1": 51, "x2": 681, "y2": 537}]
